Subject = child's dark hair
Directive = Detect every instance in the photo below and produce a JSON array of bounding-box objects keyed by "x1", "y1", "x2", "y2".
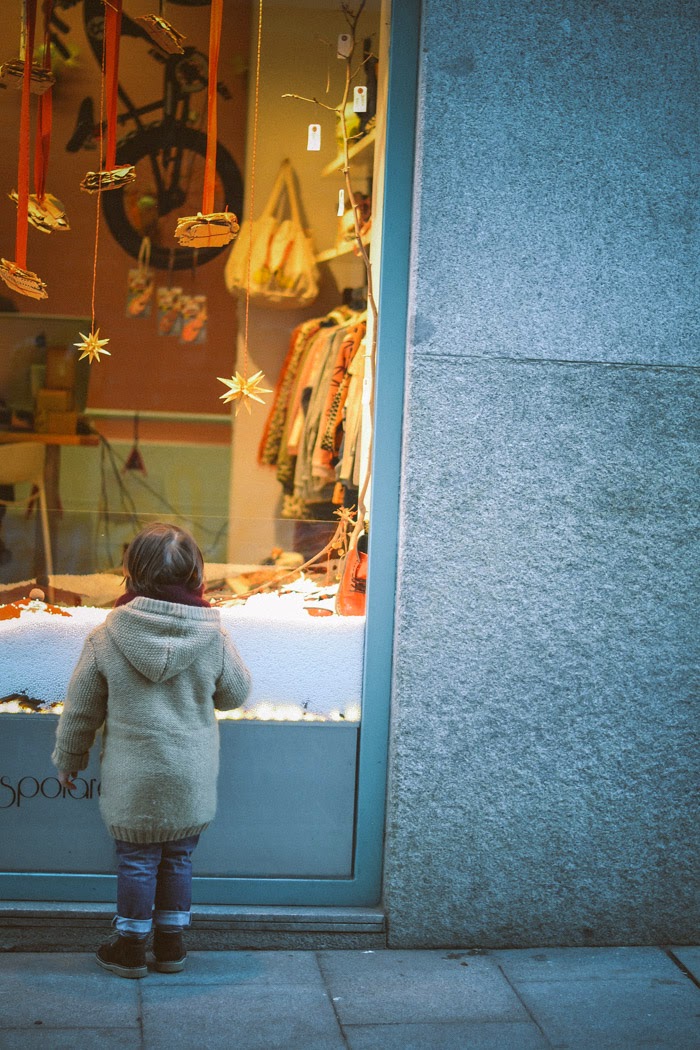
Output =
[{"x1": 123, "y1": 523, "x2": 204, "y2": 598}]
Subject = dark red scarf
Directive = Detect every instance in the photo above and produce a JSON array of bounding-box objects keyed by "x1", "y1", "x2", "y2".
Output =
[{"x1": 114, "y1": 584, "x2": 210, "y2": 608}]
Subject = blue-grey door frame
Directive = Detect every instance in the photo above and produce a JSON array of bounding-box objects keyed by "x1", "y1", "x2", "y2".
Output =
[{"x1": 1, "y1": 0, "x2": 421, "y2": 907}]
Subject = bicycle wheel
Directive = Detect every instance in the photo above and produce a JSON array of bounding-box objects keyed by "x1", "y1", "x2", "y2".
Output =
[{"x1": 101, "y1": 123, "x2": 244, "y2": 271}]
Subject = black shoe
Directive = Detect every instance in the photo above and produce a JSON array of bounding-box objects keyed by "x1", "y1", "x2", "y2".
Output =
[
  {"x1": 96, "y1": 934, "x2": 148, "y2": 979},
  {"x1": 153, "y1": 929, "x2": 186, "y2": 973}
]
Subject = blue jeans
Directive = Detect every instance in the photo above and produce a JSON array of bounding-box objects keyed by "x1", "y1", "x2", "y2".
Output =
[{"x1": 113, "y1": 835, "x2": 200, "y2": 938}]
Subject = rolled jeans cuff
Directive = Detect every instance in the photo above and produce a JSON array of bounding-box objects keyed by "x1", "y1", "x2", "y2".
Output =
[
  {"x1": 115, "y1": 915, "x2": 152, "y2": 937},
  {"x1": 154, "y1": 909, "x2": 191, "y2": 930}
]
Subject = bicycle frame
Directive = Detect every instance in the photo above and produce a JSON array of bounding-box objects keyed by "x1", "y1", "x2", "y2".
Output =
[{"x1": 56, "y1": 0, "x2": 243, "y2": 268}]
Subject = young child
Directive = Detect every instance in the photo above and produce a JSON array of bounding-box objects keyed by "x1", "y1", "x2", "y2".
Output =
[{"x1": 52, "y1": 522, "x2": 251, "y2": 979}]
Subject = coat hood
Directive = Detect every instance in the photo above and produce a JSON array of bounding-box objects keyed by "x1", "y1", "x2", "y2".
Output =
[{"x1": 105, "y1": 597, "x2": 222, "y2": 683}]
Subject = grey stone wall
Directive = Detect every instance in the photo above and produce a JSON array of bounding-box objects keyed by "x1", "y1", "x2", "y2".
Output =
[{"x1": 384, "y1": 0, "x2": 699, "y2": 946}]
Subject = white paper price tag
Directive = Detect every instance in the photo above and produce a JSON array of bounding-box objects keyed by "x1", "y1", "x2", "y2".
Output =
[
  {"x1": 337, "y1": 189, "x2": 345, "y2": 216},
  {"x1": 337, "y1": 33, "x2": 353, "y2": 58},
  {"x1": 353, "y1": 86, "x2": 367, "y2": 113},
  {"x1": 307, "y1": 123, "x2": 321, "y2": 151}
]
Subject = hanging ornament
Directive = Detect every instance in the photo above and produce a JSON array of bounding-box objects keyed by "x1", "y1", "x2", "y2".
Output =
[
  {"x1": 0, "y1": 58, "x2": 54, "y2": 93},
  {"x1": 180, "y1": 254, "x2": 207, "y2": 343},
  {"x1": 156, "y1": 248, "x2": 182, "y2": 336},
  {"x1": 0, "y1": 0, "x2": 48, "y2": 301},
  {"x1": 122, "y1": 414, "x2": 147, "y2": 474},
  {"x1": 8, "y1": 1, "x2": 69, "y2": 236},
  {"x1": 80, "y1": 165, "x2": 135, "y2": 194},
  {"x1": 156, "y1": 285, "x2": 183, "y2": 336},
  {"x1": 216, "y1": 0, "x2": 270, "y2": 415},
  {"x1": 0, "y1": 259, "x2": 47, "y2": 299},
  {"x1": 78, "y1": 1, "x2": 115, "y2": 364},
  {"x1": 125, "y1": 237, "x2": 154, "y2": 317},
  {"x1": 180, "y1": 293, "x2": 207, "y2": 344},
  {"x1": 174, "y1": 210, "x2": 239, "y2": 247},
  {"x1": 80, "y1": 0, "x2": 135, "y2": 192},
  {"x1": 74, "y1": 329, "x2": 110, "y2": 364},
  {"x1": 134, "y1": 14, "x2": 185, "y2": 55},
  {"x1": 0, "y1": 1, "x2": 55, "y2": 95},
  {"x1": 175, "y1": 0, "x2": 238, "y2": 247},
  {"x1": 217, "y1": 371, "x2": 272, "y2": 416},
  {"x1": 9, "y1": 190, "x2": 69, "y2": 233}
]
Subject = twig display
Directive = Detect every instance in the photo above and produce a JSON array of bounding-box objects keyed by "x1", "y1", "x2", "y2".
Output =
[{"x1": 211, "y1": 507, "x2": 357, "y2": 604}]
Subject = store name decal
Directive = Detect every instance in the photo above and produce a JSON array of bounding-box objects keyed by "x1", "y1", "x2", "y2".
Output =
[{"x1": 0, "y1": 775, "x2": 100, "y2": 809}]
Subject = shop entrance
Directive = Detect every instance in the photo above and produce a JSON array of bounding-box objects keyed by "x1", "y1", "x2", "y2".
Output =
[{"x1": 0, "y1": 0, "x2": 419, "y2": 908}]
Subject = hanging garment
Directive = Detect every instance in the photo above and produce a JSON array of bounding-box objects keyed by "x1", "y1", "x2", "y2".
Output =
[
  {"x1": 258, "y1": 318, "x2": 322, "y2": 466},
  {"x1": 258, "y1": 307, "x2": 367, "y2": 516},
  {"x1": 338, "y1": 350, "x2": 365, "y2": 489},
  {"x1": 312, "y1": 321, "x2": 365, "y2": 482}
]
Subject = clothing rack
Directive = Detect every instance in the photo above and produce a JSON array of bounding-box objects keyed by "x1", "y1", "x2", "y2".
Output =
[{"x1": 258, "y1": 305, "x2": 368, "y2": 522}]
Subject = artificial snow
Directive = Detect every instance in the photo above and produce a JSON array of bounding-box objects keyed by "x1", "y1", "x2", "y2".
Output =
[{"x1": 0, "y1": 596, "x2": 365, "y2": 715}]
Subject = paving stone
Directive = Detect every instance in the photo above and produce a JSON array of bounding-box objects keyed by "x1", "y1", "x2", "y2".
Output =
[
  {"x1": 0, "y1": 1029, "x2": 141, "y2": 1049},
  {"x1": 493, "y1": 946, "x2": 683, "y2": 982},
  {"x1": 671, "y1": 947, "x2": 700, "y2": 984},
  {"x1": 140, "y1": 984, "x2": 345, "y2": 1050},
  {"x1": 317, "y1": 949, "x2": 527, "y2": 1025},
  {"x1": 513, "y1": 975, "x2": 700, "y2": 1049},
  {"x1": 144, "y1": 948, "x2": 322, "y2": 986},
  {"x1": 344, "y1": 1021, "x2": 550, "y2": 1049},
  {"x1": 0, "y1": 953, "x2": 139, "y2": 1029}
]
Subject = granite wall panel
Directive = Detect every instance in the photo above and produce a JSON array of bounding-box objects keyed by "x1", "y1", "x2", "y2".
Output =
[
  {"x1": 409, "y1": 0, "x2": 699, "y2": 367},
  {"x1": 384, "y1": 0, "x2": 699, "y2": 947},
  {"x1": 385, "y1": 356, "x2": 699, "y2": 946}
]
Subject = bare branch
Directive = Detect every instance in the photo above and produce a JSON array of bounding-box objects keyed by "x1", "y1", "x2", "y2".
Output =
[
  {"x1": 349, "y1": 52, "x2": 378, "y2": 86},
  {"x1": 281, "y1": 93, "x2": 338, "y2": 113}
]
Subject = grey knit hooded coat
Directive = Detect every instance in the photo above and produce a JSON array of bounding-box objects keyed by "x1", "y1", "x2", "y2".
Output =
[{"x1": 52, "y1": 598, "x2": 251, "y2": 844}]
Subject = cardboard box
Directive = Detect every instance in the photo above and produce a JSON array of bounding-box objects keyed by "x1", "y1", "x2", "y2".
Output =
[
  {"x1": 45, "y1": 410, "x2": 78, "y2": 435},
  {"x1": 35, "y1": 387, "x2": 73, "y2": 413},
  {"x1": 45, "y1": 346, "x2": 78, "y2": 391}
]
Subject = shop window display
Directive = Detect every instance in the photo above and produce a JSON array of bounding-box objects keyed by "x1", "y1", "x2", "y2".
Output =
[{"x1": 0, "y1": 1, "x2": 388, "y2": 889}]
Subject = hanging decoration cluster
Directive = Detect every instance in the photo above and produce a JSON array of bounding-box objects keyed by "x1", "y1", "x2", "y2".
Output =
[
  {"x1": 0, "y1": 0, "x2": 258, "y2": 404},
  {"x1": 175, "y1": 0, "x2": 238, "y2": 249},
  {"x1": 75, "y1": 0, "x2": 123, "y2": 362},
  {"x1": 7, "y1": 0, "x2": 68, "y2": 237},
  {"x1": 80, "y1": 0, "x2": 135, "y2": 195},
  {"x1": 134, "y1": 13, "x2": 186, "y2": 56},
  {"x1": 218, "y1": 0, "x2": 272, "y2": 416},
  {"x1": 0, "y1": 0, "x2": 50, "y2": 299}
]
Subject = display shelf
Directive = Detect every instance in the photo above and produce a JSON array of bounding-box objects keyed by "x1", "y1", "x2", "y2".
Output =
[
  {"x1": 315, "y1": 236, "x2": 371, "y2": 264},
  {"x1": 321, "y1": 127, "x2": 376, "y2": 177}
]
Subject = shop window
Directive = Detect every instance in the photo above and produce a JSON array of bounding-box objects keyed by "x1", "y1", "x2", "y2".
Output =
[{"x1": 0, "y1": 0, "x2": 401, "y2": 901}]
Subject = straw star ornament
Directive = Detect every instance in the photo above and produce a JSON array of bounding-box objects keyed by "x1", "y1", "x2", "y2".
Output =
[
  {"x1": 218, "y1": 370, "x2": 272, "y2": 415},
  {"x1": 75, "y1": 328, "x2": 110, "y2": 364}
]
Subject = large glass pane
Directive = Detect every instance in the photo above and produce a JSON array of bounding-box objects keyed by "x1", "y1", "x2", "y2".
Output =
[{"x1": 0, "y1": 0, "x2": 387, "y2": 884}]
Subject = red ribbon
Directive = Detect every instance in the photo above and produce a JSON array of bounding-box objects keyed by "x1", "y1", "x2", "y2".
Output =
[
  {"x1": 203, "y1": 0, "x2": 224, "y2": 215},
  {"x1": 34, "y1": 0, "x2": 54, "y2": 203},
  {"x1": 104, "y1": 0, "x2": 123, "y2": 171},
  {"x1": 16, "y1": 0, "x2": 38, "y2": 268}
]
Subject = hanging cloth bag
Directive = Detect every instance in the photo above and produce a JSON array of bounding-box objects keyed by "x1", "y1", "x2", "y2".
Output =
[{"x1": 225, "y1": 160, "x2": 319, "y2": 308}]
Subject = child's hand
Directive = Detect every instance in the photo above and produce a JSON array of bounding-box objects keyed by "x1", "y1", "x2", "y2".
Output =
[{"x1": 58, "y1": 770, "x2": 78, "y2": 789}]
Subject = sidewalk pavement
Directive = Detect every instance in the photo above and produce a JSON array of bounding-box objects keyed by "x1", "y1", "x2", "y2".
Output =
[{"x1": 0, "y1": 946, "x2": 698, "y2": 1049}]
